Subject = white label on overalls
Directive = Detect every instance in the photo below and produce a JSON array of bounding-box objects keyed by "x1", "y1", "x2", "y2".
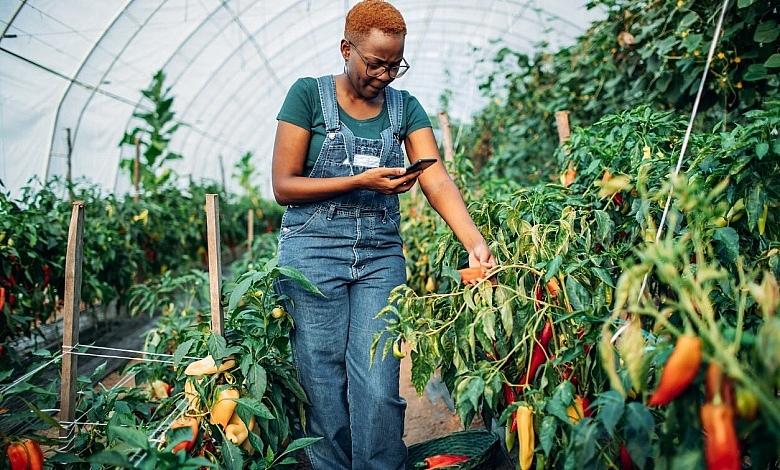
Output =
[{"x1": 353, "y1": 154, "x2": 381, "y2": 168}]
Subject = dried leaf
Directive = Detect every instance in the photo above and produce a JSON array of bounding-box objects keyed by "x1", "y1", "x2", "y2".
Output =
[{"x1": 618, "y1": 316, "x2": 645, "y2": 393}]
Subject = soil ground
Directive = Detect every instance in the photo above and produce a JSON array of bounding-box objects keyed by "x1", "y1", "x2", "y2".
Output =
[{"x1": 399, "y1": 343, "x2": 478, "y2": 446}]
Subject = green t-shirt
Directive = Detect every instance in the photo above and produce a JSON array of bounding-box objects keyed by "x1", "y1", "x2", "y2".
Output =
[{"x1": 276, "y1": 77, "x2": 432, "y2": 174}]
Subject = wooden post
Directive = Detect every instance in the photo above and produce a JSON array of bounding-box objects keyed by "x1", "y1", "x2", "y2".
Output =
[
  {"x1": 65, "y1": 128, "x2": 74, "y2": 201},
  {"x1": 247, "y1": 208, "x2": 254, "y2": 252},
  {"x1": 59, "y1": 201, "x2": 85, "y2": 437},
  {"x1": 205, "y1": 194, "x2": 224, "y2": 336},
  {"x1": 133, "y1": 135, "x2": 141, "y2": 203},
  {"x1": 218, "y1": 155, "x2": 227, "y2": 189},
  {"x1": 555, "y1": 111, "x2": 571, "y2": 145},
  {"x1": 437, "y1": 111, "x2": 454, "y2": 162}
]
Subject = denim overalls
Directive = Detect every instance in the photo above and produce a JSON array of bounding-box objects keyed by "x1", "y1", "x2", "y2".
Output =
[{"x1": 276, "y1": 75, "x2": 407, "y2": 469}]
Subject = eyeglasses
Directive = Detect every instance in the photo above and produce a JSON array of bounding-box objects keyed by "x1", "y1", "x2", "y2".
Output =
[{"x1": 348, "y1": 41, "x2": 410, "y2": 79}]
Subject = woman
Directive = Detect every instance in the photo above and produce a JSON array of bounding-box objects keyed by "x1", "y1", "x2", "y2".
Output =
[{"x1": 272, "y1": 1, "x2": 494, "y2": 468}]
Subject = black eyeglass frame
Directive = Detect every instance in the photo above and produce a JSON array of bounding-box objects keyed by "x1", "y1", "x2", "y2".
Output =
[{"x1": 348, "y1": 41, "x2": 410, "y2": 79}]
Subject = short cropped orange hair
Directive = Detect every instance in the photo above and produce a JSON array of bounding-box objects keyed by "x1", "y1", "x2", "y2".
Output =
[{"x1": 345, "y1": 0, "x2": 407, "y2": 44}]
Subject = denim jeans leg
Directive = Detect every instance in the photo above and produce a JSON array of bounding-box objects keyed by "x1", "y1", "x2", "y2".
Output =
[
  {"x1": 346, "y1": 254, "x2": 408, "y2": 470},
  {"x1": 278, "y1": 245, "x2": 353, "y2": 469}
]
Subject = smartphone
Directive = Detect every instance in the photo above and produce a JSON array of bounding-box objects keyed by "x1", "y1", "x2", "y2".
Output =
[{"x1": 389, "y1": 158, "x2": 438, "y2": 179}]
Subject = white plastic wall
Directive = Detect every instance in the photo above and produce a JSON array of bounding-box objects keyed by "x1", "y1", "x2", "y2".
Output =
[{"x1": 0, "y1": 0, "x2": 601, "y2": 198}]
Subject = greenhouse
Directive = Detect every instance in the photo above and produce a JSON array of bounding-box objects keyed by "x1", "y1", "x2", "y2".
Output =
[{"x1": 0, "y1": 0, "x2": 778, "y2": 468}]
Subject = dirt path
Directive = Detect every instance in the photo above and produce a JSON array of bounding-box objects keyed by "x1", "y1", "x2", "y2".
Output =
[{"x1": 399, "y1": 344, "x2": 480, "y2": 446}]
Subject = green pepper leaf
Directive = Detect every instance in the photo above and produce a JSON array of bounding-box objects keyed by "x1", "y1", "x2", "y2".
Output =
[
  {"x1": 227, "y1": 276, "x2": 253, "y2": 313},
  {"x1": 207, "y1": 334, "x2": 228, "y2": 362},
  {"x1": 277, "y1": 266, "x2": 323, "y2": 296},
  {"x1": 623, "y1": 403, "x2": 654, "y2": 469},
  {"x1": 746, "y1": 186, "x2": 765, "y2": 233},
  {"x1": 544, "y1": 255, "x2": 563, "y2": 282},
  {"x1": 540, "y1": 415, "x2": 557, "y2": 456},
  {"x1": 754, "y1": 20, "x2": 779, "y2": 43},
  {"x1": 221, "y1": 438, "x2": 244, "y2": 470},
  {"x1": 173, "y1": 339, "x2": 195, "y2": 368},
  {"x1": 765, "y1": 53, "x2": 780, "y2": 68},
  {"x1": 713, "y1": 228, "x2": 739, "y2": 265},
  {"x1": 565, "y1": 276, "x2": 591, "y2": 312},
  {"x1": 248, "y1": 364, "x2": 268, "y2": 400},
  {"x1": 593, "y1": 390, "x2": 624, "y2": 437},
  {"x1": 109, "y1": 424, "x2": 149, "y2": 450}
]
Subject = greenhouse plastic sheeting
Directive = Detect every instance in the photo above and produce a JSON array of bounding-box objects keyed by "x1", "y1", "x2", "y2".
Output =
[{"x1": 0, "y1": 0, "x2": 600, "y2": 198}]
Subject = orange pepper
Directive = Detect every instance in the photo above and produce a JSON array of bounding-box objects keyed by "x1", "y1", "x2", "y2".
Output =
[
  {"x1": 648, "y1": 335, "x2": 701, "y2": 406},
  {"x1": 700, "y1": 403, "x2": 740, "y2": 470}
]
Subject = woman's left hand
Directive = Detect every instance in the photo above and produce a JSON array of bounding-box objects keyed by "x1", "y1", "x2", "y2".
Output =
[{"x1": 468, "y1": 239, "x2": 495, "y2": 269}]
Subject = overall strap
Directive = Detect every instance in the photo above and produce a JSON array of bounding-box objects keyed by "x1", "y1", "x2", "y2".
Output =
[
  {"x1": 316, "y1": 75, "x2": 340, "y2": 133},
  {"x1": 384, "y1": 86, "x2": 403, "y2": 142}
]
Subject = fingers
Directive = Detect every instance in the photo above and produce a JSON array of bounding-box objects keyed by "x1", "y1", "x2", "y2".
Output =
[
  {"x1": 391, "y1": 170, "x2": 422, "y2": 186},
  {"x1": 373, "y1": 167, "x2": 406, "y2": 178},
  {"x1": 393, "y1": 174, "x2": 420, "y2": 193}
]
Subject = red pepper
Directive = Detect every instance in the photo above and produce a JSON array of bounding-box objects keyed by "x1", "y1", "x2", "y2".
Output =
[
  {"x1": 613, "y1": 192, "x2": 624, "y2": 206},
  {"x1": 566, "y1": 395, "x2": 592, "y2": 423},
  {"x1": 0, "y1": 286, "x2": 5, "y2": 311},
  {"x1": 534, "y1": 286, "x2": 544, "y2": 310},
  {"x1": 6, "y1": 442, "x2": 28, "y2": 470},
  {"x1": 517, "y1": 320, "x2": 554, "y2": 389},
  {"x1": 648, "y1": 335, "x2": 701, "y2": 406},
  {"x1": 700, "y1": 403, "x2": 740, "y2": 470},
  {"x1": 41, "y1": 264, "x2": 51, "y2": 286},
  {"x1": 421, "y1": 454, "x2": 469, "y2": 469},
  {"x1": 705, "y1": 363, "x2": 734, "y2": 408},
  {"x1": 510, "y1": 320, "x2": 553, "y2": 432},
  {"x1": 577, "y1": 327, "x2": 593, "y2": 355},
  {"x1": 486, "y1": 340, "x2": 499, "y2": 361},
  {"x1": 503, "y1": 383, "x2": 517, "y2": 433},
  {"x1": 619, "y1": 444, "x2": 635, "y2": 470},
  {"x1": 561, "y1": 364, "x2": 579, "y2": 387},
  {"x1": 579, "y1": 396, "x2": 592, "y2": 417},
  {"x1": 6, "y1": 439, "x2": 44, "y2": 470}
]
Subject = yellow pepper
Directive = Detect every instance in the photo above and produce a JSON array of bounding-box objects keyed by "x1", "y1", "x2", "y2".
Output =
[
  {"x1": 516, "y1": 405, "x2": 535, "y2": 470},
  {"x1": 184, "y1": 355, "x2": 236, "y2": 376},
  {"x1": 758, "y1": 203, "x2": 768, "y2": 235},
  {"x1": 225, "y1": 411, "x2": 255, "y2": 446},
  {"x1": 566, "y1": 396, "x2": 589, "y2": 423},
  {"x1": 210, "y1": 387, "x2": 240, "y2": 429}
]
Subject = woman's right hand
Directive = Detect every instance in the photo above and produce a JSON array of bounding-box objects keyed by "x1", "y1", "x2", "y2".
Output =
[{"x1": 357, "y1": 167, "x2": 422, "y2": 194}]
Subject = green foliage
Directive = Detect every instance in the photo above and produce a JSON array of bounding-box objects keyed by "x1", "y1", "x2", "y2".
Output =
[
  {"x1": 458, "y1": 0, "x2": 779, "y2": 184},
  {"x1": 384, "y1": 99, "x2": 780, "y2": 466},
  {"x1": 119, "y1": 70, "x2": 182, "y2": 193},
  {"x1": 0, "y1": 177, "x2": 281, "y2": 351}
]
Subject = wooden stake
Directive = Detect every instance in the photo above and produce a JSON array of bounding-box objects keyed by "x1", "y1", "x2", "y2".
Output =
[
  {"x1": 65, "y1": 128, "x2": 74, "y2": 201},
  {"x1": 437, "y1": 111, "x2": 454, "y2": 162},
  {"x1": 555, "y1": 111, "x2": 571, "y2": 145},
  {"x1": 218, "y1": 155, "x2": 227, "y2": 189},
  {"x1": 59, "y1": 201, "x2": 85, "y2": 437},
  {"x1": 205, "y1": 194, "x2": 224, "y2": 336},
  {"x1": 247, "y1": 208, "x2": 254, "y2": 252},
  {"x1": 133, "y1": 135, "x2": 141, "y2": 203}
]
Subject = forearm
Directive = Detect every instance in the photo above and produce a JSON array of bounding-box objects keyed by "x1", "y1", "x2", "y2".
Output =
[
  {"x1": 273, "y1": 174, "x2": 361, "y2": 205},
  {"x1": 422, "y1": 178, "x2": 485, "y2": 252}
]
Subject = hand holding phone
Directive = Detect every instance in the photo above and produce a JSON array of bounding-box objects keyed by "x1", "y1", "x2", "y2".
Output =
[{"x1": 388, "y1": 158, "x2": 438, "y2": 179}]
